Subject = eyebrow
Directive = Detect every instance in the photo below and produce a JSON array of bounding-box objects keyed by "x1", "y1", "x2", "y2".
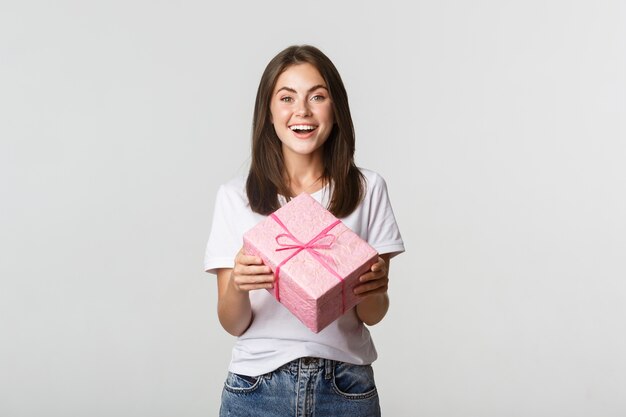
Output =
[{"x1": 275, "y1": 84, "x2": 328, "y2": 95}]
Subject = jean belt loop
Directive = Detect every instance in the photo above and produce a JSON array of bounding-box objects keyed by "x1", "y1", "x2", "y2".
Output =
[{"x1": 324, "y1": 359, "x2": 333, "y2": 380}]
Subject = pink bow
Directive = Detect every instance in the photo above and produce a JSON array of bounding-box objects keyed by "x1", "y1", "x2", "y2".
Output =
[{"x1": 270, "y1": 214, "x2": 346, "y2": 313}]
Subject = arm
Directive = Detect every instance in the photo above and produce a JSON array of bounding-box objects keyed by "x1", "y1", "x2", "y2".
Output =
[
  {"x1": 216, "y1": 249, "x2": 274, "y2": 336},
  {"x1": 354, "y1": 254, "x2": 391, "y2": 326}
]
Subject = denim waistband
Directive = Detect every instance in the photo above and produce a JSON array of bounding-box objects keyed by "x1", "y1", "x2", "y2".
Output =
[{"x1": 279, "y1": 357, "x2": 334, "y2": 379}]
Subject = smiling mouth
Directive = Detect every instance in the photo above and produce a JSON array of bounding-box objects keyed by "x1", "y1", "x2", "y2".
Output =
[{"x1": 289, "y1": 124, "x2": 318, "y2": 134}]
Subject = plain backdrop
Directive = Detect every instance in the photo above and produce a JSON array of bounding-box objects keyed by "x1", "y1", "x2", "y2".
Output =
[{"x1": 1, "y1": 1, "x2": 625, "y2": 416}]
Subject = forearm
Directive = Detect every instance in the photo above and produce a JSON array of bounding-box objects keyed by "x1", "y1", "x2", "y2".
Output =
[
  {"x1": 355, "y1": 293, "x2": 389, "y2": 326},
  {"x1": 217, "y1": 269, "x2": 253, "y2": 336}
]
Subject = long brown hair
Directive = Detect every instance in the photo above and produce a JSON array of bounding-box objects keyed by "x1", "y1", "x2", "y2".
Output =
[{"x1": 246, "y1": 45, "x2": 364, "y2": 218}]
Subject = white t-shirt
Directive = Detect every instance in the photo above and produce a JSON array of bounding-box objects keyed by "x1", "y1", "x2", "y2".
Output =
[{"x1": 204, "y1": 168, "x2": 405, "y2": 376}]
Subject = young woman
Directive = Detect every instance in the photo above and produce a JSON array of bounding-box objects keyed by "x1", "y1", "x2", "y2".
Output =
[{"x1": 204, "y1": 45, "x2": 404, "y2": 417}]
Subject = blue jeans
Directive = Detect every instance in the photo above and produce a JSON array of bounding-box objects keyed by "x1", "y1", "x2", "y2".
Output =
[{"x1": 219, "y1": 357, "x2": 381, "y2": 417}]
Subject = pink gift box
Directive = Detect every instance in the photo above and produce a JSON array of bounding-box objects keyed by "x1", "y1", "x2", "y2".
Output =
[{"x1": 243, "y1": 192, "x2": 378, "y2": 333}]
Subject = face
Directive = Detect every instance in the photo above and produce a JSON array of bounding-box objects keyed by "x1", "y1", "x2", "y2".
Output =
[{"x1": 270, "y1": 63, "x2": 334, "y2": 160}]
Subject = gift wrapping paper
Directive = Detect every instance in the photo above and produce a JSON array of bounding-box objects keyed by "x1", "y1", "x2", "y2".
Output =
[{"x1": 243, "y1": 192, "x2": 378, "y2": 333}]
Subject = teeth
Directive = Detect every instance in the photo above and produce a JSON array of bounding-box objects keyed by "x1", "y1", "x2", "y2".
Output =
[{"x1": 290, "y1": 125, "x2": 316, "y2": 131}]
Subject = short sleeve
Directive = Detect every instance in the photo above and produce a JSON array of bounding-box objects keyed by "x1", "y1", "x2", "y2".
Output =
[
  {"x1": 203, "y1": 184, "x2": 246, "y2": 274},
  {"x1": 365, "y1": 173, "x2": 405, "y2": 258}
]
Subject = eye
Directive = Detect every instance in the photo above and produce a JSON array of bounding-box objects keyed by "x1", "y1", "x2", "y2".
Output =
[
  {"x1": 280, "y1": 96, "x2": 293, "y2": 103},
  {"x1": 311, "y1": 95, "x2": 326, "y2": 102}
]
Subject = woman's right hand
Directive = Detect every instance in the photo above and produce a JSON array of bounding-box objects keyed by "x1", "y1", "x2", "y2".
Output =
[
  {"x1": 229, "y1": 248, "x2": 275, "y2": 293},
  {"x1": 216, "y1": 249, "x2": 274, "y2": 336}
]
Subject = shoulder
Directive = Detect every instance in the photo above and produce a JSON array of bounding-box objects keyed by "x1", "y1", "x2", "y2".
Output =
[
  {"x1": 358, "y1": 167, "x2": 389, "y2": 194},
  {"x1": 209, "y1": 173, "x2": 265, "y2": 235},
  {"x1": 215, "y1": 174, "x2": 250, "y2": 210},
  {"x1": 218, "y1": 174, "x2": 247, "y2": 198}
]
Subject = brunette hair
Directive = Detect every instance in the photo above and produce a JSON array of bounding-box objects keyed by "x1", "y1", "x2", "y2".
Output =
[{"x1": 246, "y1": 44, "x2": 364, "y2": 217}]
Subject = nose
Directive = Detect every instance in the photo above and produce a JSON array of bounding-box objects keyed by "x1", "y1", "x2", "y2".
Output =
[{"x1": 295, "y1": 100, "x2": 311, "y2": 117}]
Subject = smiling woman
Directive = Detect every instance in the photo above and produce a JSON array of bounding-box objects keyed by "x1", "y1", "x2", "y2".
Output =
[
  {"x1": 204, "y1": 45, "x2": 405, "y2": 417},
  {"x1": 247, "y1": 45, "x2": 365, "y2": 218},
  {"x1": 269, "y1": 63, "x2": 335, "y2": 177}
]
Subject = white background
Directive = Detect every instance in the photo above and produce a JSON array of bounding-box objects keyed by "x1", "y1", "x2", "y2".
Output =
[{"x1": 1, "y1": 1, "x2": 625, "y2": 416}]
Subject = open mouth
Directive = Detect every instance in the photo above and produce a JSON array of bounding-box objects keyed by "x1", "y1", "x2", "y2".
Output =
[{"x1": 289, "y1": 124, "x2": 318, "y2": 134}]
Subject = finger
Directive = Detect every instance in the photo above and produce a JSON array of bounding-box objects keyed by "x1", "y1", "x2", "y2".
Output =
[
  {"x1": 370, "y1": 257, "x2": 386, "y2": 272},
  {"x1": 358, "y1": 285, "x2": 388, "y2": 297},
  {"x1": 237, "y1": 253, "x2": 265, "y2": 266},
  {"x1": 243, "y1": 265, "x2": 272, "y2": 276},
  {"x1": 354, "y1": 285, "x2": 388, "y2": 297},
  {"x1": 354, "y1": 278, "x2": 389, "y2": 295},
  {"x1": 233, "y1": 273, "x2": 275, "y2": 286},
  {"x1": 237, "y1": 282, "x2": 275, "y2": 291},
  {"x1": 359, "y1": 269, "x2": 386, "y2": 283},
  {"x1": 233, "y1": 277, "x2": 274, "y2": 292},
  {"x1": 233, "y1": 264, "x2": 273, "y2": 277},
  {"x1": 239, "y1": 282, "x2": 274, "y2": 291}
]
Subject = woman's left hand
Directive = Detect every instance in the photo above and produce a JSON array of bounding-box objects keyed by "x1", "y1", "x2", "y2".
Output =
[{"x1": 353, "y1": 256, "x2": 389, "y2": 298}]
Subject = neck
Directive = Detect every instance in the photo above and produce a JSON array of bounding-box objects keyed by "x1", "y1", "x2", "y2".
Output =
[{"x1": 283, "y1": 151, "x2": 325, "y2": 195}]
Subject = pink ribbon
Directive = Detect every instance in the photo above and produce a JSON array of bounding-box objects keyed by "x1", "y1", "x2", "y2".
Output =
[{"x1": 269, "y1": 214, "x2": 346, "y2": 313}]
